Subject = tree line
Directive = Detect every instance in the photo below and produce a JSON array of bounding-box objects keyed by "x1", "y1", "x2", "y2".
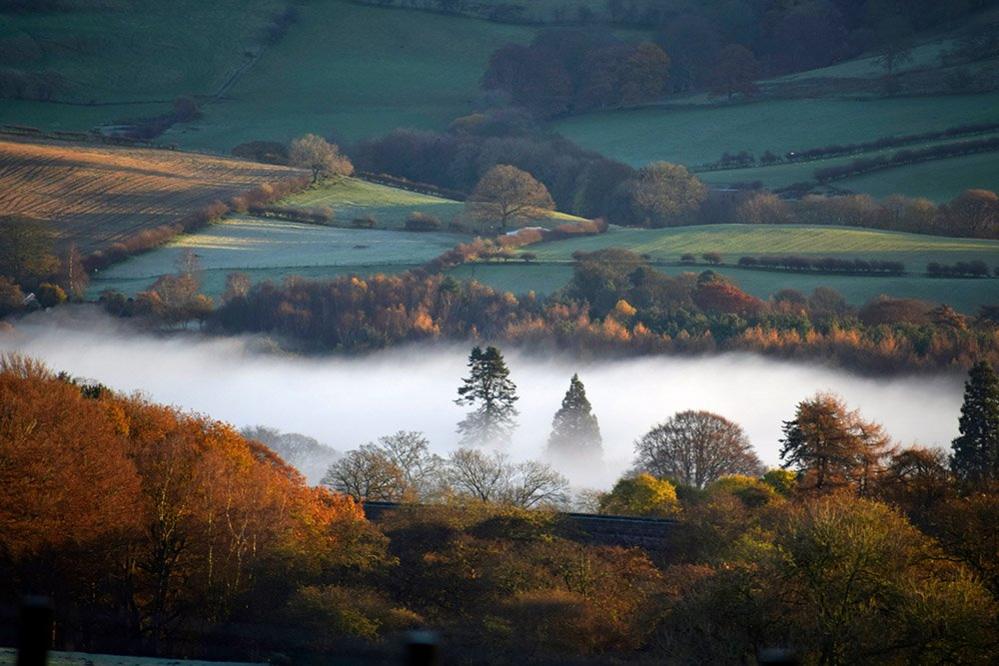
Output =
[
  {"x1": 737, "y1": 254, "x2": 906, "y2": 275},
  {"x1": 92, "y1": 247, "x2": 999, "y2": 374}
]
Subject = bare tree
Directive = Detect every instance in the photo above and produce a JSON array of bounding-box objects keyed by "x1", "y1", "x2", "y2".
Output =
[
  {"x1": 322, "y1": 445, "x2": 406, "y2": 501},
  {"x1": 289, "y1": 134, "x2": 354, "y2": 183},
  {"x1": 445, "y1": 448, "x2": 568, "y2": 508},
  {"x1": 634, "y1": 410, "x2": 763, "y2": 489},
  {"x1": 466, "y1": 165, "x2": 555, "y2": 232},
  {"x1": 376, "y1": 431, "x2": 444, "y2": 500}
]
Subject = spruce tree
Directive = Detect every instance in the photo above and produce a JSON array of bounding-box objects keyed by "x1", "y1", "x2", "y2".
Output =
[
  {"x1": 455, "y1": 346, "x2": 519, "y2": 446},
  {"x1": 547, "y1": 374, "x2": 602, "y2": 462},
  {"x1": 951, "y1": 361, "x2": 999, "y2": 485}
]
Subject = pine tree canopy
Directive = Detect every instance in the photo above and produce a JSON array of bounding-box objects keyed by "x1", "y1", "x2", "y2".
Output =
[{"x1": 951, "y1": 361, "x2": 999, "y2": 485}]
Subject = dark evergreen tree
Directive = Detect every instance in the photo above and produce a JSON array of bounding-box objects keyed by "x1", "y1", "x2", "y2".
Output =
[
  {"x1": 951, "y1": 361, "x2": 999, "y2": 485},
  {"x1": 547, "y1": 374, "x2": 602, "y2": 462},
  {"x1": 455, "y1": 346, "x2": 519, "y2": 446}
]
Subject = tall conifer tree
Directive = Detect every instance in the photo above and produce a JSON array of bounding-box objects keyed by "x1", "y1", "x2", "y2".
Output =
[
  {"x1": 455, "y1": 346, "x2": 519, "y2": 446},
  {"x1": 951, "y1": 361, "x2": 999, "y2": 485},
  {"x1": 547, "y1": 374, "x2": 602, "y2": 462}
]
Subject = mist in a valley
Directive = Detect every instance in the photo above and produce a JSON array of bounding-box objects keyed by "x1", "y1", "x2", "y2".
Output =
[{"x1": 1, "y1": 309, "x2": 965, "y2": 490}]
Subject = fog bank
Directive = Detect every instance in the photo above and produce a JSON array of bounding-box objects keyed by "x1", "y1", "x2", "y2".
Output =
[{"x1": 1, "y1": 309, "x2": 964, "y2": 489}]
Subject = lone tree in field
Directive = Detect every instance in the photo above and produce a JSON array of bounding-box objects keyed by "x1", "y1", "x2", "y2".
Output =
[
  {"x1": 780, "y1": 393, "x2": 894, "y2": 494},
  {"x1": 634, "y1": 410, "x2": 762, "y2": 489},
  {"x1": 708, "y1": 44, "x2": 760, "y2": 100},
  {"x1": 289, "y1": 134, "x2": 353, "y2": 183},
  {"x1": 951, "y1": 361, "x2": 999, "y2": 486},
  {"x1": 455, "y1": 346, "x2": 519, "y2": 447},
  {"x1": 547, "y1": 374, "x2": 602, "y2": 463},
  {"x1": 466, "y1": 165, "x2": 555, "y2": 232}
]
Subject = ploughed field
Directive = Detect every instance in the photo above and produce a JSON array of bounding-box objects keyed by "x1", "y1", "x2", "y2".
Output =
[
  {"x1": 448, "y1": 224, "x2": 999, "y2": 313},
  {"x1": 87, "y1": 216, "x2": 460, "y2": 298},
  {"x1": 0, "y1": 138, "x2": 300, "y2": 252}
]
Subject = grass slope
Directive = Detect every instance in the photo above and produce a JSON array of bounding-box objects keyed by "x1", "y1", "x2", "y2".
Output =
[
  {"x1": 87, "y1": 216, "x2": 459, "y2": 298},
  {"x1": 282, "y1": 178, "x2": 465, "y2": 229},
  {"x1": 0, "y1": 0, "x2": 281, "y2": 102},
  {"x1": 0, "y1": 138, "x2": 299, "y2": 252},
  {"x1": 164, "y1": 1, "x2": 538, "y2": 151},
  {"x1": 554, "y1": 93, "x2": 999, "y2": 169}
]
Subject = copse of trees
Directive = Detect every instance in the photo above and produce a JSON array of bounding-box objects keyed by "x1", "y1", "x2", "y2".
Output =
[
  {"x1": 482, "y1": 30, "x2": 670, "y2": 117},
  {"x1": 352, "y1": 126, "x2": 636, "y2": 220},
  {"x1": 927, "y1": 260, "x2": 992, "y2": 277},
  {"x1": 738, "y1": 254, "x2": 906, "y2": 275},
  {"x1": 608, "y1": 162, "x2": 708, "y2": 227}
]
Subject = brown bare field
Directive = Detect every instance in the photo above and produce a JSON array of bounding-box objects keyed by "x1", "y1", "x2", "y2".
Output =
[{"x1": 0, "y1": 138, "x2": 306, "y2": 254}]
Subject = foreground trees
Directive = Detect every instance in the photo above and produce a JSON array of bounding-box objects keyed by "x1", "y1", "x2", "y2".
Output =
[
  {"x1": 633, "y1": 410, "x2": 763, "y2": 489},
  {"x1": 466, "y1": 165, "x2": 555, "y2": 232},
  {"x1": 455, "y1": 346, "x2": 519, "y2": 447},
  {"x1": 780, "y1": 393, "x2": 894, "y2": 493}
]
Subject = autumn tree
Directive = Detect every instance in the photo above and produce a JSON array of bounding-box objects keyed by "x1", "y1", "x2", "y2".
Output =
[
  {"x1": 938, "y1": 189, "x2": 999, "y2": 238},
  {"x1": 708, "y1": 44, "x2": 759, "y2": 100},
  {"x1": 455, "y1": 346, "x2": 519, "y2": 447},
  {"x1": 466, "y1": 165, "x2": 555, "y2": 232},
  {"x1": 290, "y1": 133, "x2": 354, "y2": 183},
  {"x1": 951, "y1": 361, "x2": 999, "y2": 486},
  {"x1": 598, "y1": 473, "x2": 680, "y2": 517},
  {"x1": 780, "y1": 393, "x2": 894, "y2": 493},
  {"x1": 634, "y1": 410, "x2": 763, "y2": 489},
  {"x1": 547, "y1": 374, "x2": 602, "y2": 465},
  {"x1": 612, "y1": 162, "x2": 707, "y2": 227}
]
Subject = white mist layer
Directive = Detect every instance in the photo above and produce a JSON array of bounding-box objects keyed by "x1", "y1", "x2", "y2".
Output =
[{"x1": 2, "y1": 309, "x2": 964, "y2": 490}]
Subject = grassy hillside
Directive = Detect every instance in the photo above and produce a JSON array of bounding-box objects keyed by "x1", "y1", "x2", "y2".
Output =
[
  {"x1": 554, "y1": 93, "x2": 999, "y2": 168},
  {"x1": 282, "y1": 178, "x2": 465, "y2": 229},
  {"x1": 0, "y1": 0, "x2": 282, "y2": 103},
  {"x1": 520, "y1": 224, "x2": 999, "y2": 264},
  {"x1": 0, "y1": 138, "x2": 300, "y2": 252},
  {"x1": 88, "y1": 216, "x2": 459, "y2": 298},
  {"x1": 445, "y1": 224, "x2": 999, "y2": 313},
  {"x1": 162, "y1": 1, "x2": 538, "y2": 151}
]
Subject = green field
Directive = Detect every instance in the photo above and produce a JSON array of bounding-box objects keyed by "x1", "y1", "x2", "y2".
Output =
[
  {"x1": 0, "y1": 0, "x2": 281, "y2": 103},
  {"x1": 445, "y1": 224, "x2": 999, "y2": 312},
  {"x1": 87, "y1": 216, "x2": 460, "y2": 298},
  {"x1": 554, "y1": 93, "x2": 999, "y2": 169},
  {"x1": 281, "y1": 178, "x2": 465, "y2": 229},
  {"x1": 833, "y1": 151, "x2": 999, "y2": 200},
  {"x1": 162, "y1": 1, "x2": 537, "y2": 151}
]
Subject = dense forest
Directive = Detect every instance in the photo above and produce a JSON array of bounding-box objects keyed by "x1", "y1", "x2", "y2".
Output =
[{"x1": 2, "y1": 355, "x2": 997, "y2": 663}]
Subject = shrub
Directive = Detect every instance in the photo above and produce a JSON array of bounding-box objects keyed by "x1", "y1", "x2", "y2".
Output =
[
  {"x1": 681, "y1": 253, "x2": 696, "y2": 263},
  {"x1": 36, "y1": 282, "x2": 67, "y2": 308},
  {"x1": 703, "y1": 252, "x2": 723, "y2": 265},
  {"x1": 352, "y1": 216, "x2": 376, "y2": 229},
  {"x1": 404, "y1": 212, "x2": 441, "y2": 232}
]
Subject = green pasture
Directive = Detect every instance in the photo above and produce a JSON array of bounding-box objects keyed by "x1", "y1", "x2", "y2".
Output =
[
  {"x1": 0, "y1": 0, "x2": 282, "y2": 103},
  {"x1": 518, "y1": 224, "x2": 999, "y2": 264},
  {"x1": 832, "y1": 151, "x2": 999, "y2": 200},
  {"x1": 554, "y1": 93, "x2": 999, "y2": 169},
  {"x1": 163, "y1": 1, "x2": 537, "y2": 151},
  {"x1": 281, "y1": 178, "x2": 465, "y2": 229},
  {"x1": 87, "y1": 216, "x2": 460, "y2": 298}
]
